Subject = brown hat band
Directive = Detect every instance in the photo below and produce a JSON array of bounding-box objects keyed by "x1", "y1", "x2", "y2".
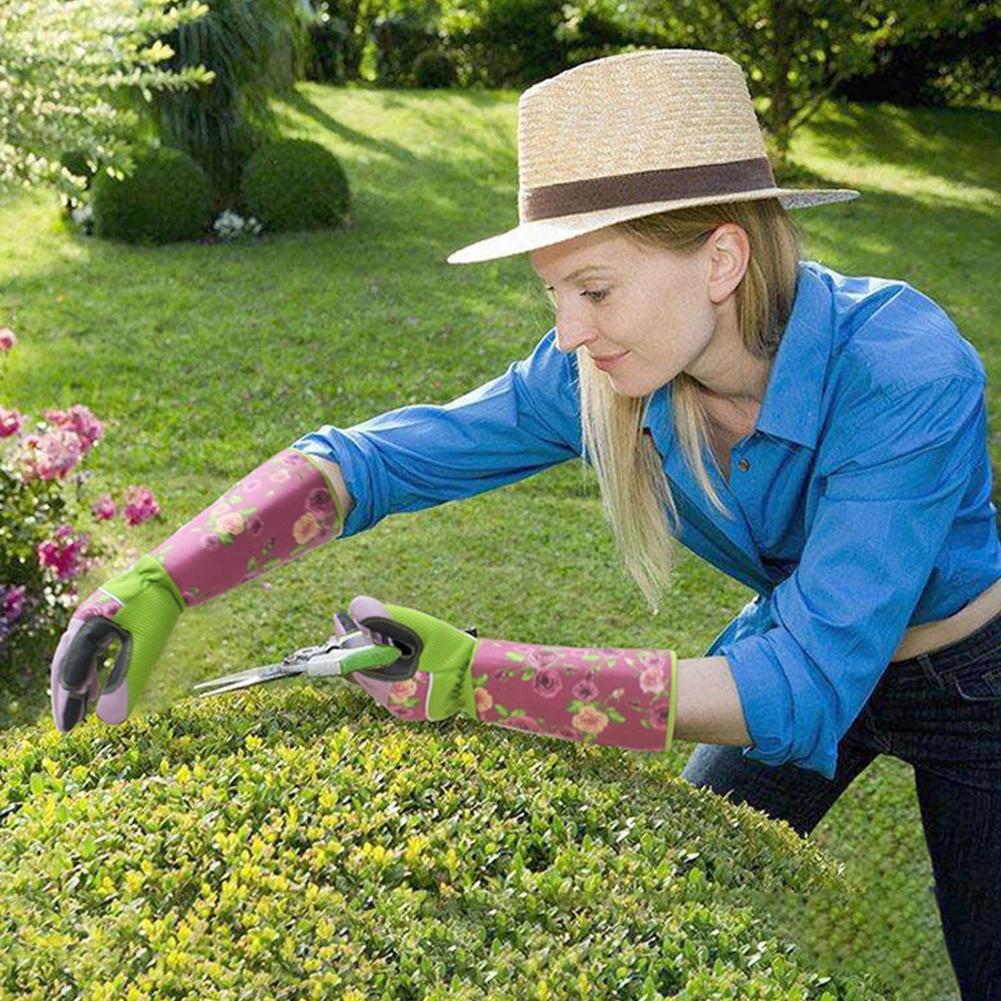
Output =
[{"x1": 520, "y1": 156, "x2": 777, "y2": 222}]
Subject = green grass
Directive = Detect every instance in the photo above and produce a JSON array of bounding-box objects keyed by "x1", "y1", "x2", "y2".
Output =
[{"x1": 3, "y1": 83, "x2": 1000, "y2": 999}]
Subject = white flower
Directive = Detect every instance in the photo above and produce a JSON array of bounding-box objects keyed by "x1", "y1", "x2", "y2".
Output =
[{"x1": 212, "y1": 209, "x2": 262, "y2": 239}]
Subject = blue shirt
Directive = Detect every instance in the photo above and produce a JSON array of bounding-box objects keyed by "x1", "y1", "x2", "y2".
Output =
[{"x1": 295, "y1": 260, "x2": 1000, "y2": 779}]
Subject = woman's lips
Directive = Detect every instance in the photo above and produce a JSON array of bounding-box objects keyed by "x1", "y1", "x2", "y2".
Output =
[{"x1": 590, "y1": 351, "x2": 628, "y2": 372}]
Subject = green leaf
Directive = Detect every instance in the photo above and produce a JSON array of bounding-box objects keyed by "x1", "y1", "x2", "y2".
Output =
[
  {"x1": 504, "y1": 652, "x2": 525, "y2": 663},
  {"x1": 606, "y1": 710, "x2": 626, "y2": 723}
]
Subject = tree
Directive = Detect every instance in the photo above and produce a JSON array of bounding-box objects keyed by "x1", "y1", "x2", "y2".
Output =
[
  {"x1": 634, "y1": 0, "x2": 996, "y2": 161},
  {"x1": 135, "y1": 0, "x2": 312, "y2": 207},
  {"x1": 0, "y1": 0, "x2": 214, "y2": 198}
]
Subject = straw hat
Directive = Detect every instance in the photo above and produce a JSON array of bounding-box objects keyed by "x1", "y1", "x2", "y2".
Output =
[{"x1": 447, "y1": 48, "x2": 859, "y2": 265}]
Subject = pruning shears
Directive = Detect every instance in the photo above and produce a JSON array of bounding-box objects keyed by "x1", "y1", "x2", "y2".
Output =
[{"x1": 192, "y1": 612, "x2": 415, "y2": 699}]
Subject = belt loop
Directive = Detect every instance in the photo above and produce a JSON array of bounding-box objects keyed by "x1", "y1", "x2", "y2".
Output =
[{"x1": 915, "y1": 652, "x2": 943, "y2": 688}]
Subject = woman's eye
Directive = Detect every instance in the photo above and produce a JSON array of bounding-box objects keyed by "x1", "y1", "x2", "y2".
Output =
[{"x1": 583, "y1": 289, "x2": 607, "y2": 302}]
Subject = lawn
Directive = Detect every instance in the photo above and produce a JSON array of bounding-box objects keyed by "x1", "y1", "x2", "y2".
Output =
[{"x1": 2, "y1": 82, "x2": 999, "y2": 999}]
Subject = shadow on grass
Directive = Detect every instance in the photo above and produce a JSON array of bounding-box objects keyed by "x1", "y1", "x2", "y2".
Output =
[{"x1": 803, "y1": 101, "x2": 1001, "y2": 192}]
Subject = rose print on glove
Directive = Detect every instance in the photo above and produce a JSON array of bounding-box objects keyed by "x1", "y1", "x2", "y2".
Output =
[
  {"x1": 471, "y1": 641, "x2": 676, "y2": 752},
  {"x1": 151, "y1": 449, "x2": 342, "y2": 607}
]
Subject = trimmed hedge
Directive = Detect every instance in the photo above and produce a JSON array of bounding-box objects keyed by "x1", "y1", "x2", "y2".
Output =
[
  {"x1": 91, "y1": 147, "x2": 214, "y2": 245},
  {"x1": 0, "y1": 682, "x2": 897, "y2": 999},
  {"x1": 240, "y1": 138, "x2": 351, "y2": 234}
]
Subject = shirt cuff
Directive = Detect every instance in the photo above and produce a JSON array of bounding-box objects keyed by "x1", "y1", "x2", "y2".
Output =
[{"x1": 722, "y1": 632, "x2": 839, "y2": 780}]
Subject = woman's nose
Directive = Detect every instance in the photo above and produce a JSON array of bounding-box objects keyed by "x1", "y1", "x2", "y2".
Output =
[{"x1": 554, "y1": 300, "x2": 596, "y2": 354}]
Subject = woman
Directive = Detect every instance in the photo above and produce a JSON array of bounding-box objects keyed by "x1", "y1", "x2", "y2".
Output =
[{"x1": 50, "y1": 50, "x2": 1001, "y2": 997}]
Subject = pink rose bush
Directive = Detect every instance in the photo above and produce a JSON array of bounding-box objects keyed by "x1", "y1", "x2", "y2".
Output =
[{"x1": 0, "y1": 328, "x2": 161, "y2": 675}]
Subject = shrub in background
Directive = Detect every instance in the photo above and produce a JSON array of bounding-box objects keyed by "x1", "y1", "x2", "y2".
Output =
[
  {"x1": 372, "y1": 11, "x2": 440, "y2": 87},
  {"x1": 129, "y1": 0, "x2": 310, "y2": 208},
  {"x1": 91, "y1": 147, "x2": 214, "y2": 245},
  {"x1": 241, "y1": 138, "x2": 351, "y2": 233},
  {"x1": 0, "y1": 681, "x2": 898, "y2": 999},
  {"x1": 413, "y1": 49, "x2": 456, "y2": 89}
]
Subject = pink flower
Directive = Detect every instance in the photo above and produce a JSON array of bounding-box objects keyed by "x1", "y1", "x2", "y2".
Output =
[
  {"x1": 0, "y1": 328, "x2": 16, "y2": 352},
  {"x1": 37, "y1": 526, "x2": 91, "y2": 581},
  {"x1": 45, "y1": 405, "x2": 104, "y2": 453},
  {"x1": 639, "y1": 663, "x2": 665, "y2": 696},
  {"x1": 531, "y1": 667, "x2": 563, "y2": 699},
  {"x1": 123, "y1": 485, "x2": 160, "y2": 527},
  {"x1": 91, "y1": 494, "x2": 116, "y2": 521},
  {"x1": 20, "y1": 428, "x2": 82, "y2": 482},
  {"x1": 216, "y1": 512, "x2": 245, "y2": 536},
  {"x1": 305, "y1": 486, "x2": 335, "y2": 517},
  {"x1": 571, "y1": 677, "x2": 600, "y2": 703},
  {"x1": 0, "y1": 407, "x2": 20, "y2": 438},
  {"x1": 1, "y1": 584, "x2": 26, "y2": 624}
]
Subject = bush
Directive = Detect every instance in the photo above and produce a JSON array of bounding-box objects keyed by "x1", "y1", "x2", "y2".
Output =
[
  {"x1": 240, "y1": 138, "x2": 350, "y2": 233},
  {"x1": 0, "y1": 330, "x2": 160, "y2": 710},
  {"x1": 372, "y1": 12, "x2": 439, "y2": 87},
  {"x1": 91, "y1": 147, "x2": 214, "y2": 245},
  {"x1": 413, "y1": 49, "x2": 456, "y2": 89},
  {"x1": 0, "y1": 682, "x2": 899, "y2": 999}
]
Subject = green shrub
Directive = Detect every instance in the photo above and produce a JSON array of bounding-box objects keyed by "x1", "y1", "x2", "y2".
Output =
[
  {"x1": 91, "y1": 147, "x2": 214, "y2": 245},
  {"x1": 241, "y1": 138, "x2": 350, "y2": 233},
  {"x1": 372, "y1": 12, "x2": 439, "y2": 86},
  {"x1": 0, "y1": 683, "x2": 898, "y2": 999},
  {"x1": 413, "y1": 49, "x2": 456, "y2": 89}
]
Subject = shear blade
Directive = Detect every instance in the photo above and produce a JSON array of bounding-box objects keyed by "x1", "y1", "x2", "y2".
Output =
[{"x1": 193, "y1": 661, "x2": 301, "y2": 697}]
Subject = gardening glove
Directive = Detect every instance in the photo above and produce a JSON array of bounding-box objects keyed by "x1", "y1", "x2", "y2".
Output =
[
  {"x1": 338, "y1": 596, "x2": 678, "y2": 752},
  {"x1": 50, "y1": 448, "x2": 342, "y2": 732}
]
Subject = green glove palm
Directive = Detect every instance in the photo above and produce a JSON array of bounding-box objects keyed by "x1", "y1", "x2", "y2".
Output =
[
  {"x1": 50, "y1": 556, "x2": 184, "y2": 731},
  {"x1": 339, "y1": 596, "x2": 479, "y2": 722}
]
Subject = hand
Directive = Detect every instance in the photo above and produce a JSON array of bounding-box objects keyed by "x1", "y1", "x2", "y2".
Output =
[
  {"x1": 336, "y1": 595, "x2": 478, "y2": 723},
  {"x1": 50, "y1": 556, "x2": 185, "y2": 732}
]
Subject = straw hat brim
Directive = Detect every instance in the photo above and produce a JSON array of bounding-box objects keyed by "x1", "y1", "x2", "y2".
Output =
[{"x1": 447, "y1": 186, "x2": 859, "y2": 264}]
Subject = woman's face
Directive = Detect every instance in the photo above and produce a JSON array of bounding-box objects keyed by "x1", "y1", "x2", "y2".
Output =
[{"x1": 529, "y1": 225, "x2": 748, "y2": 399}]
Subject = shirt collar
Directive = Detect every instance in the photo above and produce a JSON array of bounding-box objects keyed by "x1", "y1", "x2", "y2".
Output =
[
  {"x1": 754, "y1": 261, "x2": 834, "y2": 449},
  {"x1": 643, "y1": 260, "x2": 834, "y2": 450}
]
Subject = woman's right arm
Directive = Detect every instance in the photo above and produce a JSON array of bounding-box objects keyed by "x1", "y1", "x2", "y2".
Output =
[{"x1": 292, "y1": 329, "x2": 582, "y2": 539}]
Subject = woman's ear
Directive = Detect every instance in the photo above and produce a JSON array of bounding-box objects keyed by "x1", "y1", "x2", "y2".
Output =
[{"x1": 706, "y1": 223, "x2": 750, "y2": 305}]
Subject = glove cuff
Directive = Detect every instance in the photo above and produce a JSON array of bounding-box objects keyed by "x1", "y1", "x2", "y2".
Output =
[
  {"x1": 470, "y1": 640, "x2": 677, "y2": 753},
  {"x1": 150, "y1": 448, "x2": 342, "y2": 608}
]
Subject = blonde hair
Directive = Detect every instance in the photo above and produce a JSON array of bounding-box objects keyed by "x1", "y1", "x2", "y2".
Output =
[{"x1": 577, "y1": 197, "x2": 802, "y2": 613}]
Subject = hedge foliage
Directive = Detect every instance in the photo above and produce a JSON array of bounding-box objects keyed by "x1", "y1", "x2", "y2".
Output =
[
  {"x1": 240, "y1": 138, "x2": 351, "y2": 233},
  {"x1": 90, "y1": 147, "x2": 214, "y2": 245},
  {"x1": 0, "y1": 682, "x2": 897, "y2": 1000}
]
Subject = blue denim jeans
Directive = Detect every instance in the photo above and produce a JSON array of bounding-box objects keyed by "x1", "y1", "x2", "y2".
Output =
[{"x1": 682, "y1": 608, "x2": 1001, "y2": 1001}]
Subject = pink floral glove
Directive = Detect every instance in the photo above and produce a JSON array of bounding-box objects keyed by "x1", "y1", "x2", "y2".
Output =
[
  {"x1": 51, "y1": 447, "x2": 342, "y2": 732},
  {"x1": 339, "y1": 597, "x2": 678, "y2": 753}
]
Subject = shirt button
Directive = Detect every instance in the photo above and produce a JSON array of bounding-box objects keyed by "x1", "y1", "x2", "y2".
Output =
[{"x1": 738, "y1": 458, "x2": 751, "y2": 472}]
